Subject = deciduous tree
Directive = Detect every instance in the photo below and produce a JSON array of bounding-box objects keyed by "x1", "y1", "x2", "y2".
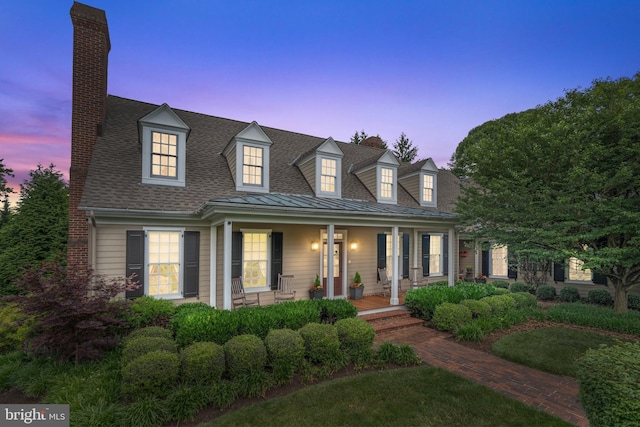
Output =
[{"x1": 450, "y1": 73, "x2": 640, "y2": 312}]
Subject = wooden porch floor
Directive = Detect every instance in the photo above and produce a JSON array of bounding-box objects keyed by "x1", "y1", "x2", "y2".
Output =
[{"x1": 349, "y1": 292, "x2": 407, "y2": 313}]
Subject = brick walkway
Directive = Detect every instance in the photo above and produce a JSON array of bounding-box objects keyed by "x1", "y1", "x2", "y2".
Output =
[{"x1": 376, "y1": 326, "x2": 589, "y2": 427}]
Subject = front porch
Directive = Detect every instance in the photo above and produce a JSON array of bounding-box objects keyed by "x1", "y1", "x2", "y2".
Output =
[{"x1": 350, "y1": 291, "x2": 408, "y2": 314}]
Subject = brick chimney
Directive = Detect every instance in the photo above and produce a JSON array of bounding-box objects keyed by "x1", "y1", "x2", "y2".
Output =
[
  {"x1": 361, "y1": 136, "x2": 384, "y2": 149},
  {"x1": 68, "y1": 2, "x2": 110, "y2": 275}
]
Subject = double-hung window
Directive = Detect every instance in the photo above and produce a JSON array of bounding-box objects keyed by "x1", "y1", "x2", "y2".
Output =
[
  {"x1": 320, "y1": 158, "x2": 337, "y2": 193},
  {"x1": 147, "y1": 230, "x2": 181, "y2": 297},
  {"x1": 568, "y1": 257, "x2": 592, "y2": 282},
  {"x1": 490, "y1": 244, "x2": 508, "y2": 277},
  {"x1": 422, "y1": 174, "x2": 434, "y2": 204},
  {"x1": 429, "y1": 234, "x2": 443, "y2": 275},
  {"x1": 381, "y1": 167, "x2": 394, "y2": 199},
  {"x1": 242, "y1": 146, "x2": 264, "y2": 186},
  {"x1": 151, "y1": 131, "x2": 178, "y2": 178},
  {"x1": 242, "y1": 231, "x2": 269, "y2": 289}
]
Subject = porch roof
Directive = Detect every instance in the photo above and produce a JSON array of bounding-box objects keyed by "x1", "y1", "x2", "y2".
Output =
[{"x1": 201, "y1": 192, "x2": 458, "y2": 219}]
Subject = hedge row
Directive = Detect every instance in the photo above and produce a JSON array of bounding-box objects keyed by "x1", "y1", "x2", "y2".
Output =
[
  {"x1": 404, "y1": 282, "x2": 498, "y2": 321},
  {"x1": 170, "y1": 299, "x2": 357, "y2": 347}
]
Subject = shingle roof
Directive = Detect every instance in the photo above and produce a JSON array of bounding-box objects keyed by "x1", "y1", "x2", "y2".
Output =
[{"x1": 81, "y1": 96, "x2": 460, "y2": 217}]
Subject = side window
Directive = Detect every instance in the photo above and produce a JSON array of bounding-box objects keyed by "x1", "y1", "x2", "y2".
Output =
[{"x1": 490, "y1": 245, "x2": 508, "y2": 277}]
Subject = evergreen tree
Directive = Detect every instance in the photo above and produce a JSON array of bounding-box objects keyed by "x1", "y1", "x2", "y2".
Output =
[
  {"x1": 392, "y1": 132, "x2": 418, "y2": 162},
  {"x1": 0, "y1": 196, "x2": 10, "y2": 228},
  {"x1": 0, "y1": 164, "x2": 68, "y2": 295},
  {"x1": 350, "y1": 130, "x2": 369, "y2": 144},
  {"x1": 0, "y1": 158, "x2": 14, "y2": 199}
]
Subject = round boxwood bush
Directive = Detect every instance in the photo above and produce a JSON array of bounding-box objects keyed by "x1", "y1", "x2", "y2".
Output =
[
  {"x1": 510, "y1": 282, "x2": 533, "y2": 294},
  {"x1": 264, "y1": 328, "x2": 305, "y2": 382},
  {"x1": 459, "y1": 299, "x2": 492, "y2": 318},
  {"x1": 121, "y1": 350, "x2": 180, "y2": 398},
  {"x1": 432, "y1": 302, "x2": 472, "y2": 332},
  {"x1": 587, "y1": 289, "x2": 613, "y2": 306},
  {"x1": 559, "y1": 286, "x2": 581, "y2": 303},
  {"x1": 122, "y1": 336, "x2": 177, "y2": 367},
  {"x1": 335, "y1": 318, "x2": 376, "y2": 367},
  {"x1": 224, "y1": 334, "x2": 267, "y2": 377},
  {"x1": 509, "y1": 292, "x2": 537, "y2": 309},
  {"x1": 298, "y1": 323, "x2": 342, "y2": 367},
  {"x1": 125, "y1": 326, "x2": 173, "y2": 343},
  {"x1": 628, "y1": 294, "x2": 640, "y2": 311},
  {"x1": 536, "y1": 285, "x2": 557, "y2": 301},
  {"x1": 481, "y1": 295, "x2": 516, "y2": 314},
  {"x1": 180, "y1": 341, "x2": 225, "y2": 384},
  {"x1": 493, "y1": 287, "x2": 511, "y2": 295}
]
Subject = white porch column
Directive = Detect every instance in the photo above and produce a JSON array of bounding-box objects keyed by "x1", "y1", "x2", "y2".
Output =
[
  {"x1": 474, "y1": 240, "x2": 480, "y2": 278},
  {"x1": 223, "y1": 220, "x2": 232, "y2": 310},
  {"x1": 448, "y1": 226, "x2": 455, "y2": 287},
  {"x1": 210, "y1": 225, "x2": 217, "y2": 307},
  {"x1": 391, "y1": 226, "x2": 399, "y2": 305},
  {"x1": 327, "y1": 224, "x2": 335, "y2": 298}
]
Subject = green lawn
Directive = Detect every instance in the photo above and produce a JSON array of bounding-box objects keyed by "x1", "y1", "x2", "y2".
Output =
[
  {"x1": 492, "y1": 327, "x2": 621, "y2": 377},
  {"x1": 203, "y1": 366, "x2": 571, "y2": 427}
]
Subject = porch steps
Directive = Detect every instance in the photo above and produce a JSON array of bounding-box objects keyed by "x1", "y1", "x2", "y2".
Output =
[{"x1": 359, "y1": 309, "x2": 424, "y2": 335}]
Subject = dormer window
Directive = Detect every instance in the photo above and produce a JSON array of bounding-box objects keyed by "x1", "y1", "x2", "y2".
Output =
[
  {"x1": 222, "y1": 121, "x2": 272, "y2": 193},
  {"x1": 152, "y1": 131, "x2": 178, "y2": 178},
  {"x1": 139, "y1": 104, "x2": 190, "y2": 187},
  {"x1": 422, "y1": 175, "x2": 433, "y2": 202},
  {"x1": 242, "y1": 145, "x2": 264, "y2": 186},
  {"x1": 381, "y1": 167, "x2": 394, "y2": 199},
  {"x1": 320, "y1": 158, "x2": 337, "y2": 193}
]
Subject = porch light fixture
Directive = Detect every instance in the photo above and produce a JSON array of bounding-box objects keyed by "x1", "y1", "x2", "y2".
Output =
[
  {"x1": 350, "y1": 241, "x2": 358, "y2": 251},
  {"x1": 311, "y1": 241, "x2": 319, "y2": 251}
]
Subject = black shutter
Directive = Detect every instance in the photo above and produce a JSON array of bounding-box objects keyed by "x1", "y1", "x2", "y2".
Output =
[
  {"x1": 422, "y1": 234, "x2": 430, "y2": 276},
  {"x1": 553, "y1": 262, "x2": 565, "y2": 282},
  {"x1": 377, "y1": 234, "x2": 386, "y2": 269},
  {"x1": 126, "y1": 230, "x2": 145, "y2": 299},
  {"x1": 271, "y1": 232, "x2": 283, "y2": 290},
  {"x1": 507, "y1": 252, "x2": 518, "y2": 279},
  {"x1": 232, "y1": 231, "x2": 242, "y2": 279},
  {"x1": 443, "y1": 234, "x2": 449, "y2": 275},
  {"x1": 592, "y1": 271, "x2": 608, "y2": 285},
  {"x1": 183, "y1": 231, "x2": 200, "y2": 298},
  {"x1": 481, "y1": 250, "x2": 489, "y2": 276},
  {"x1": 402, "y1": 234, "x2": 409, "y2": 278}
]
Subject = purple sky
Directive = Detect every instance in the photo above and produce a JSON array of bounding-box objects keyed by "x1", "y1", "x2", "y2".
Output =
[{"x1": 1, "y1": 0, "x2": 639, "y2": 203}]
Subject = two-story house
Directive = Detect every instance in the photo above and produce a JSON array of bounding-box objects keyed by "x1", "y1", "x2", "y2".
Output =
[{"x1": 68, "y1": 2, "x2": 461, "y2": 309}]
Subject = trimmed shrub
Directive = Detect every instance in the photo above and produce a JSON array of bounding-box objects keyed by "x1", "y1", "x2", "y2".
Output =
[
  {"x1": 335, "y1": 318, "x2": 375, "y2": 368},
  {"x1": 429, "y1": 280, "x2": 449, "y2": 287},
  {"x1": 224, "y1": 334, "x2": 267, "y2": 377},
  {"x1": 587, "y1": 289, "x2": 613, "y2": 306},
  {"x1": 509, "y1": 292, "x2": 537, "y2": 309},
  {"x1": 460, "y1": 299, "x2": 492, "y2": 318},
  {"x1": 493, "y1": 287, "x2": 510, "y2": 295},
  {"x1": 298, "y1": 323, "x2": 343, "y2": 369},
  {"x1": 628, "y1": 294, "x2": 640, "y2": 311},
  {"x1": 125, "y1": 326, "x2": 173, "y2": 343},
  {"x1": 404, "y1": 282, "x2": 496, "y2": 321},
  {"x1": 577, "y1": 342, "x2": 640, "y2": 426},
  {"x1": 536, "y1": 285, "x2": 557, "y2": 301},
  {"x1": 559, "y1": 286, "x2": 581, "y2": 303},
  {"x1": 264, "y1": 328, "x2": 305, "y2": 382},
  {"x1": 510, "y1": 282, "x2": 533, "y2": 294},
  {"x1": 124, "y1": 295, "x2": 176, "y2": 328},
  {"x1": 121, "y1": 350, "x2": 180, "y2": 398},
  {"x1": 481, "y1": 295, "x2": 516, "y2": 314},
  {"x1": 121, "y1": 336, "x2": 177, "y2": 367},
  {"x1": 180, "y1": 341, "x2": 225, "y2": 384},
  {"x1": 455, "y1": 323, "x2": 484, "y2": 341},
  {"x1": 432, "y1": 303, "x2": 473, "y2": 332},
  {"x1": 316, "y1": 298, "x2": 358, "y2": 324},
  {"x1": 492, "y1": 280, "x2": 510, "y2": 289}
]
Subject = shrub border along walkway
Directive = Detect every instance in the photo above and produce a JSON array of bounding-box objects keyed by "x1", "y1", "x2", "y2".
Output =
[{"x1": 377, "y1": 326, "x2": 588, "y2": 427}]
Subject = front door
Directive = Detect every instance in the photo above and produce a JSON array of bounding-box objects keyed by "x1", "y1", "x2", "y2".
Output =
[{"x1": 323, "y1": 242, "x2": 343, "y2": 296}]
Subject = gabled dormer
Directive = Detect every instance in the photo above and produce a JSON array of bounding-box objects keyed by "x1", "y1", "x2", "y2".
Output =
[
  {"x1": 222, "y1": 121, "x2": 272, "y2": 193},
  {"x1": 295, "y1": 137, "x2": 344, "y2": 198},
  {"x1": 399, "y1": 158, "x2": 438, "y2": 207},
  {"x1": 354, "y1": 151, "x2": 400, "y2": 204},
  {"x1": 138, "y1": 104, "x2": 191, "y2": 187}
]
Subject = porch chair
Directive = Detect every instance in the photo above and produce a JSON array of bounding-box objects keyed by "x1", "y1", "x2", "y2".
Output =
[
  {"x1": 231, "y1": 277, "x2": 260, "y2": 309},
  {"x1": 274, "y1": 274, "x2": 296, "y2": 304},
  {"x1": 377, "y1": 268, "x2": 391, "y2": 297}
]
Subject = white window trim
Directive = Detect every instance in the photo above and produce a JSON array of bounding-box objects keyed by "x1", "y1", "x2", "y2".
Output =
[
  {"x1": 141, "y1": 125, "x2": 187, "y2": 187},
  {"x1": 428, "y1": 233, "x2": 444, "y2": 276},
  {"x1": 377, "y1": 166, "x2": 397, "y2": 204},
  {"x1": 316, "y1": 155, "x2": 342, "y2": 198},
  {"x1": 144, "y1": 227, "x2": 185, "y2": 300},
  {"x1": 420, "y1": 172, "x2": 437, "y2": 207},
  {"x1": 240, "y1": 228, "x2": 272, "y2": 292},
  {"x1": 489, "y1": 245, "x2": 509, "y2": 278},
  {"x1": 236, "y1": 141, "x2": 270, "y2": 193}
]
